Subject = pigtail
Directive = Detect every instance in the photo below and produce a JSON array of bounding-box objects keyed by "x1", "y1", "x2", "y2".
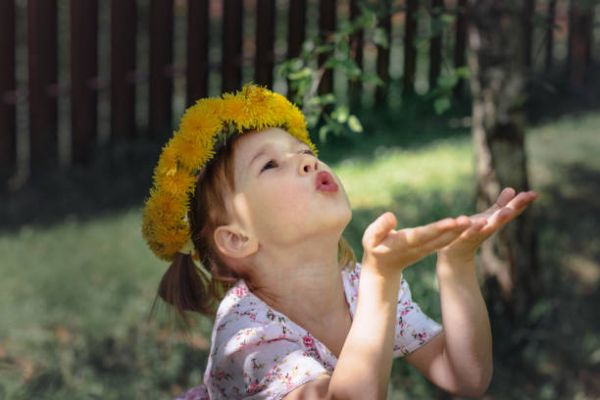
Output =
[
  {"x1": 148, "y1": 137, "x2": 241, "y2": 333},
  {"x1": 160, "y1": 253, "x2": 214, "y2": 313},
  {"x1": 147, "y1": 253, "x2": 211, "y2": 332}
]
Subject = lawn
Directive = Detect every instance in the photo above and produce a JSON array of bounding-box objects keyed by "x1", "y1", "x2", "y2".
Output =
[{"x1": 1, "y1": 111, "x2": 598, "y2": 399}]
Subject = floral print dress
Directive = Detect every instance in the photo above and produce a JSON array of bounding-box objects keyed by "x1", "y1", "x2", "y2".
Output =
[{"x1": 175, "y1": 262, "x2": 442, "y2": 400}]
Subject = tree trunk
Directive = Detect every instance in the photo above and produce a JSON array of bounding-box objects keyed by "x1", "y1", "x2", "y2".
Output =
[{"x1": 466, "y1": 0, "x2": 540, "y2": 324}]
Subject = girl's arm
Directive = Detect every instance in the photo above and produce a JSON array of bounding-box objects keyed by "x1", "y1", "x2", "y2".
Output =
[
  {"x1": 284, "y1": 213, "x2": 472, "y2": 400},
  {"x1": 405, "y1": 256, "x2": 492, "y2": 397},
  {"x1": 405, "y1": 188, "x2": 537, "y2": 396}
]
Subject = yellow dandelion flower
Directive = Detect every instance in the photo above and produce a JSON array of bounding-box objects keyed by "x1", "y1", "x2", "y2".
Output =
[
  {"x1": 153, "y1": 222, "x2": 190, "y2": 260},
  {"x1": 142, "y1": 83, "x2": 313, "y2": 262},
  {"x1": 179, "y1": 108, "x2": 221, "y2": 139},
  {"x1": 145, "y1": 191, "x2": 187, "y2": 221},
  {"x1": 154, "y1": 139, "x2": 179, "y2": 177},
  {"x1": 156, "y1": 168, "x2": 195, "y2": 196},
  {"x1": 169, "y1": 135, "x2": 203, "y2": 171},
  {"x1": 220, "y1": 95, "x2": 246, "y2": 124}
]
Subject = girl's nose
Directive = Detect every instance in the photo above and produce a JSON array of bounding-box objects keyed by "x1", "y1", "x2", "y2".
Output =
[{"x1": 299, "y1": 155, "x2": 318, "y2": 175}]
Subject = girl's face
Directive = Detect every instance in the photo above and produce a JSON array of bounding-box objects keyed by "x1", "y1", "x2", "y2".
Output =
[{"x1": 228, "y1": 127, "x2": 352, "y2": 248}]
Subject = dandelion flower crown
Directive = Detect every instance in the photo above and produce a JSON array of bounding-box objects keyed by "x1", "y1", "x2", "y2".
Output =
[{"x1": 142, "y1": 84, "x2": 317, "y2": 262}]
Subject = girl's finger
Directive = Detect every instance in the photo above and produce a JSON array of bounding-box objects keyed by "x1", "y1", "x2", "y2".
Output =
[
  {"x1": 363, "y1": 212, "x2": 398, "y2": 247},
  {"x1": 486, "y1": 192, "x2": 536, "y2": 229},
  {"x1": 475, "y1": 190, "x2": 536, "y2": 222},
  {"x1": 506, "y1": 191, "x2": 537, "y2": 212},
  {"x1": 397, "y1": 216, "x2": 471, "y2": 247},
  {"x1": 482, "y1": 207, "x2": 515, "y2": 233},
  {"x1": 496, "y1": 187, "x2": 516, "y2": 208},
  {"x1": 477, "y1": 187, "x2": 517, "y2": 218},
  {"x1": 458, "y1": 217, "x2": 488, "y2": 239},
  {"x1": 419, "y1": 226, "x2": 474, "y2": 253}
]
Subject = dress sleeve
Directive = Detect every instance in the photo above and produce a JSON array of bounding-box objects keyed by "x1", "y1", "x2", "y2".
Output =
[
  {"x1": 393, "y1": 278, "x2": 443, "y2": 357},
  {"x1": 207, "y1": 321, "x2": 329, "y2": 399},
  {"x1": 343, "y1": 263, "x2": 442, "y2": 358}
]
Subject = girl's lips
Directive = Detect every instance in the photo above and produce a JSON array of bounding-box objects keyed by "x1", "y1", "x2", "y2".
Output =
[{"x1": 315, "y1": 171, "x2": 339, "y2": 192}]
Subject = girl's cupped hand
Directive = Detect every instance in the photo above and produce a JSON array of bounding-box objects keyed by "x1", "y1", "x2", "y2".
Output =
[
  {"x1": 437, "y1": 187, "x2": 538, "y2": 265},
  {"x1": 361, "y1": 211, "x2": 472, "y2": 277}
]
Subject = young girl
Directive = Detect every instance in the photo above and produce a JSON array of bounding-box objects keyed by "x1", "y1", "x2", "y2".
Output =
[{"x1": 142, "y1": 84, "x2": 537, "y2": 399}]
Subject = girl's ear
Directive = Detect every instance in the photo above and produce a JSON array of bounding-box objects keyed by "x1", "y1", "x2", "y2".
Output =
[{"x1": 213, "y1": 224, "x2": 258, "y2": 259}]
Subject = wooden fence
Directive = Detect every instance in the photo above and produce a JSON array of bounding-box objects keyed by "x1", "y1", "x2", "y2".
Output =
[{"x1": 0, "y1": 0, "x2": 596, "y2": 188}]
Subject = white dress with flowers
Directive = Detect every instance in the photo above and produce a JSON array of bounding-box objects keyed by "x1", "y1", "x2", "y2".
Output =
[{"x1": 175, "y1": 262, "x2": 442, "y2": 400}]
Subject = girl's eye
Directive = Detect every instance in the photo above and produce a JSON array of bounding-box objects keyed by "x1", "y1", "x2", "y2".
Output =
[
  {"x1": 260, "y1": 160, "x2": 278, "y2": 172},
  {"x1": 259, "y1": 150, "x2": 314, "y2": 173}
]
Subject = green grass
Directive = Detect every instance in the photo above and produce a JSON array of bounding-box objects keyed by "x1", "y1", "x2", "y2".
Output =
[{"x1": 1, "y1": 111, "x2": 599, "y2": 399}]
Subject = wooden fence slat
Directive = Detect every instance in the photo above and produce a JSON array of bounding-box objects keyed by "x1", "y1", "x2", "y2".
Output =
[
  {"x1": 318, "y1": 0, "x2": 336, "y2": 95},
  {"x1": 10, "y1": 0, "x2": 484, "y2": 184},
  {"x1": 545, "y1": 0, "x2": 557, "y2": 72},
  {"x1": 403, "y1": 0, "x2": 418, "y2": 98},
  {"x1": 28, "y1": 0, "x2": 58, "y2": 173},
  {"x1": 255, "y1": 0, "x2": 275, "y2": 87},
  {"x1": 0, "y1": 0, "x2": 16, "y2": 186},
  {"x1": 375, "y1": 1, "x2": 392, "y2": 106},
  {"x1": 287, "y1": 0, "x2": 306, "y2": 59},
  {"x1": 349, "y1": 0, "x2": 363, "y2": 108},
  {"x1": 287, "y1": 0, "x2": 306, "y2": 99},
  {"x1": 523, "y1": 0, "x2": 535, "y2": 69},
  {"x1": 111, "y1": 0, "x2": 137, "y2": 141},
  {"x1": 429, "y1": 0, "x2": 444, "y2": 91},
  {"x1": 71, "y1": 0, "x2": 98, "y2": 164},
  {"x1": 567, "y1": 0, "x2": 594, "y2": 90},
  {"x1": 186, "y1": 0, "x2": 209, "y2": 105},
  {"x1": 222, "y1": 0, "x2": 243, "y2": 93},
  {"x1": 453, "y1": 0, "x2": 467, "y2": 98},
  {"x1": 149, "y1": 0, "x2": 174, "y2": 139}
]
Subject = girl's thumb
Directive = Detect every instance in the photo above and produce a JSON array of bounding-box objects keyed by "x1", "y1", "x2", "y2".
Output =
[{"x1": 363, "y1": 212, "x2": 397, "y2": 247}]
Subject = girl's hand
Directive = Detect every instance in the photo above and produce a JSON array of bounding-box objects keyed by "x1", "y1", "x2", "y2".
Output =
[
  {"x1": 438, "y1": 187, "x2": 538, "y2": 264},
  {"x1": 361, "y1": 212, "x2": 472, "y2": 277}
]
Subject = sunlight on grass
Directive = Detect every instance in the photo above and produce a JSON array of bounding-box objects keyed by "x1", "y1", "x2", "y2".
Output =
[
  {"x1": 0, "y1": 210, "x2": 164, "y2": 339},
  {"x1": 528, "y1": 112, "x2": 600, "y2": 191},
  {"x1": 334, "y1": 136, "x2": 473, "y2": 209}
]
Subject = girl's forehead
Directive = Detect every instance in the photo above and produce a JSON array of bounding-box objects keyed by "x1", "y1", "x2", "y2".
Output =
[
  {"x1": 232, "y1": 127, "x2": 302, "y2": 181},
  {"x1": 235, "y1": 128, "x2": 300, "y2": 160}
]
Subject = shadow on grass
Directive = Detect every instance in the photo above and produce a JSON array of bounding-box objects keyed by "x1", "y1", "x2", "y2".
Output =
[
  {"x1": 526, "y1": 64, "x2": 600, "y2": 127},
  {"x1": 319, "y1": 97, "x2": 471, "y2": 166},
  {"x1": 0, "y1": 98, "x2": 472, "y2": 234},
  {"x1": 485, "y1": 163, "x2": 600, "y2": 399},
  {"x1": 4, "y1": 323, "x2": 211, "y2": 400},
  {"x1": 0, "y1": 140, "x2": 162, "y2": 233}
]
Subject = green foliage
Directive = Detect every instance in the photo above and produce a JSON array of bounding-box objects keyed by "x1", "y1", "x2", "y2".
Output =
[
  {"x1": 415, "y1": 4, "x2": 473, "y2": 116},
  {"x1": 279, "y1": 0, "x2": 475, "y2": 126},
  {"x1": 277, "y1": 2, "x2": 386, "y2": 143},
  {"x1": 426, "y1": 66, "x2": 471, "y2": 115}
]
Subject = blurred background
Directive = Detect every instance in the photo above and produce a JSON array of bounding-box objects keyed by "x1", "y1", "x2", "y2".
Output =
[{"x1": 0, "y1": 0, "x2": 599, "y2": 399}]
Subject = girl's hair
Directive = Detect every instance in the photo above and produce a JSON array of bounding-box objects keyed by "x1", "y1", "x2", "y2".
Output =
[{"x1": 149, "y1": 133, "x2": 356, "y2": 331}]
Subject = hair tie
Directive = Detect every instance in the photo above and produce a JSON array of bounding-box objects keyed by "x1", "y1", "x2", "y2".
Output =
[{"x1": 178, "y1": 238, "x2": 195, "y2": 256}]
